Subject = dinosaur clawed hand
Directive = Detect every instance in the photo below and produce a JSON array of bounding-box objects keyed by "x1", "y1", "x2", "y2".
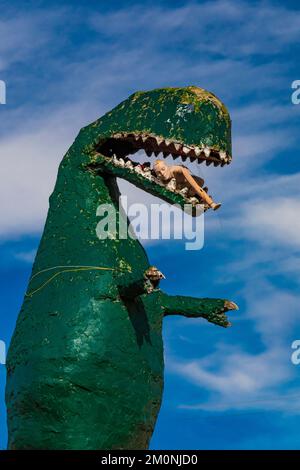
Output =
[
  {"x1": 144, "y1": 266, "x2": 165, "y2": 293},
  {"x1": 223, "y1": 300, "x2": 239, "y2": 312},
  {"x1": 210, "y1": 300, "x2": 239, "y2": 328}
]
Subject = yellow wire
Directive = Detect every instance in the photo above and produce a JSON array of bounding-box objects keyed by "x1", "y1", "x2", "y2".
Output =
[{"x1": 26, "y1": 265, "x2": 116, "y2": 297}]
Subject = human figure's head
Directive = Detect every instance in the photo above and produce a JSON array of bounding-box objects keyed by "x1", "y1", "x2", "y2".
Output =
[{"x1": 153, "y1": 160, "x2": 171, "y2": 181}]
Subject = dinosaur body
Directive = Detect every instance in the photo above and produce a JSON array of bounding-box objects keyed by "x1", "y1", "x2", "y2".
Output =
[{"x1": 6, "y1": 86, "x2": 237, "y2": 449}]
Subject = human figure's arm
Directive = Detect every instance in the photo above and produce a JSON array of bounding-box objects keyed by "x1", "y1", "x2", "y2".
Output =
[{"x1": 174, "y1": 166, "x2": 214, "y2": 207}]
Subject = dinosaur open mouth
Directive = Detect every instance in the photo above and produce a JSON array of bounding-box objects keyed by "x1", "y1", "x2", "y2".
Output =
[{"x1": 93, "y1": 132, "x2": 231, "y2": 210}]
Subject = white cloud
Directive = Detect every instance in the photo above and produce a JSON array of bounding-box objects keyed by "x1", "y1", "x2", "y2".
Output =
[
  {"x1": 167, "y1": 339, "x2": 299, "y2": 413},
  {"x1": 237, "y1": 198, "x2": 300, "y2": 248},
  {"x1": 0, "y1": 10, "x2": 66, "y2": 71},
  {"x1": 90, "y1": 1, "x2": 300, "y2": 58},
  {"x1": 0, "y1": 101, "x2": 98, "y2": 239},
  {"x1": 14, "y1": 249, "x2": 37, "y2": 263}
]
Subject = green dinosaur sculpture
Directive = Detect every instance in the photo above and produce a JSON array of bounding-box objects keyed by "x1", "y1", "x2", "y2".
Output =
[{"x1": 6, "y1": 86, "x2": 238, "y2": 450}]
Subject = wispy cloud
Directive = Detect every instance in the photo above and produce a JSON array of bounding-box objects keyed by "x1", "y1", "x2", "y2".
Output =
[
  {"x1": 167, "y1": 335, "x2": 298, "y2": 413},
  {"x1": 0, "y1": 9, "x2": 67, "y2": 71},
  {"x1": 90, "y1": 1, "x2": 300, "y2": 58}
]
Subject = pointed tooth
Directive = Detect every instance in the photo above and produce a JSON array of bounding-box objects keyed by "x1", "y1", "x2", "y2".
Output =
[
  {"x1": 172, "y1": 153, "x2": 179, "y2": 160},
  {"x1": 169, "y1": 142, "x2": 177, "y2": 152},
  {"x1": 189, "y1": 156, "x2": 197, "y2": 163},
  {"x1": 163, "y1": 152, "x2": 170, "y2": 158},
  {"x1": 125, "y1": 160, "x2": 133, "y2": 169},
  {"x1": 189, "y1": 197, "x2": 199, "y2": 205},
  {"x1": 206, "y1": 160, "x2": 213, "y2": 166},
  {"x1": 112, "y1": 155, "x2": 119, "y2": 166},
  {"x1": 194, "y1": 147, "x2": 202, "y2": 157},
  {"x1": 174, "y1": 143, "x2": 181, "y2": 152},
  {"x1": 154, "y1": 150, "x2": 160, "y2": 157},
  {"x1": 146, "y1": 149, "x2": 152, "y2": 157},
  {"x1": 134, "y1": 134, "x2": 140, "y2": 141},
  {"x1": 134, "y1": 164, "x2": 143, "y2": 174},
  {"x1": 219, "y1": 151, "x2": 226, "y2": 160},
  {"x1": 214, "y1": 161, "x2": 220, "y2": 167},
  {"x1": 181, "y1": 155, "x2": 188, "y2": 162},
  {"x1": 141, "y1": 135, "x2": 148, "y2": 143},
  {"x1": 182, "y1": 146, "x2": 190, "y2": 155},
  {"x1": 179, "y1": 187, "x2": 189, "y2": 196},
  {"x1": 204, "y1": 147, "x2": 211, "y2": 158},
  {"x1": 156, "y1": 137, "x2": 164, "y2": 146}
]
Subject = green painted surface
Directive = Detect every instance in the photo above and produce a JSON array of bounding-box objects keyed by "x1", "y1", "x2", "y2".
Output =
[{"x1": 6, "y1": 86, "x2": 235, "y2": 449}]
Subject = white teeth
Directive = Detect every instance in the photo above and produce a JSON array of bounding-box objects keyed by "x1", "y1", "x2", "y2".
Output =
[
  {"x1": 179, "y1": 187, "x2": 189, "y2": 196},
  {"x1": 125, "y1": 160, "x2": 133, "y2": 169},
  {"x1": 189, "y1": 197, "x2": 200, "y2": 204},
  {"x1": 156, "y1": 137, "x2": 164, "y2": 145},
  {"x1": 134, "y1": 134, "x2": 140, "y2": 141},
  {"x1": 182, "y1": 146, "x2": 190, "y2": 155},
  {"x1": 113, "y1": 155, "x2": 125, "y2": 167},
  {"x1": 166, "y1": 178, "x2": 177, "y2": 191},
  {"x1": 164, "y1": 139, "x2": 171, "y2": 147},
  {"x1": 219, "y1": 151, "x2": 226, "y2": 160},
  {"x1": 174, "y1": 143, "x2": 181, "y2": 151},
  {"x1": 112, "y1": 155, "x2": 119, "y2": 166},
  {"x1": 204, "y1": 147, "x2": 211, "y2": 158},
  {"x1": 141, "y1": 135, "x2": 148, "y2": 143},
  {"x1": 194, "y1": 147, "x2": 202, "y2": 157},
  {"x1": 134, "y1": 165, "x2": 143, "y2": 174}
]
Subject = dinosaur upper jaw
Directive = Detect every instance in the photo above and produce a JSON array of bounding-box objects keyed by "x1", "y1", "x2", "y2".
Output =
[
  {"x1": 99, "y1": 132, "x2": 232, "y2": 165},
  {"x1": 88, "y1": 131, "x2": 232, "y2": 213}
]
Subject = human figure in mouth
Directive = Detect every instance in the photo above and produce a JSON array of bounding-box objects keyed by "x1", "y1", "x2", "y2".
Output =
[{"x1": 153, "y1": 160, "x2": 221, "y2": 210}]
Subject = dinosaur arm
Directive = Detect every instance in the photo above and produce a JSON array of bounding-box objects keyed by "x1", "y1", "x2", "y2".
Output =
[
  {"x1": 115, "y1": 272, "x2": 148, "y2": 298},
  {"x1": 160, "y1": 292, "x2": 238, "y2": 328},
  {"x1": 116, "y1": 270, "x2": 157, "y2": 299},
  {"x1": 179, "y1": 167, "x2": 213, "y2": 205}
]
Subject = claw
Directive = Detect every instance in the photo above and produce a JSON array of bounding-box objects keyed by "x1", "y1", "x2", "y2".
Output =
[{"x1": 224, "y1": 300, "x2": 239, "y2": 311}]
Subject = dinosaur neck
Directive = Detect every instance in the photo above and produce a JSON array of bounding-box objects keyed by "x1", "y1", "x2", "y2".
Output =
[{"x1": 31, "y1": 159, "x2": 149, "y2": 277}]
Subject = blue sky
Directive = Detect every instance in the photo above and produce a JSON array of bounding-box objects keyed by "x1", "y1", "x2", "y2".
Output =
[{"x1": 1, "y1": 0, "x2": 300, "y2": 449}]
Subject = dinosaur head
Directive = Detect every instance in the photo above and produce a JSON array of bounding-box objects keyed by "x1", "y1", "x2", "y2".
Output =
[{"x1": 84, "y1": 86, "x2": 232, "y2": 212}]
